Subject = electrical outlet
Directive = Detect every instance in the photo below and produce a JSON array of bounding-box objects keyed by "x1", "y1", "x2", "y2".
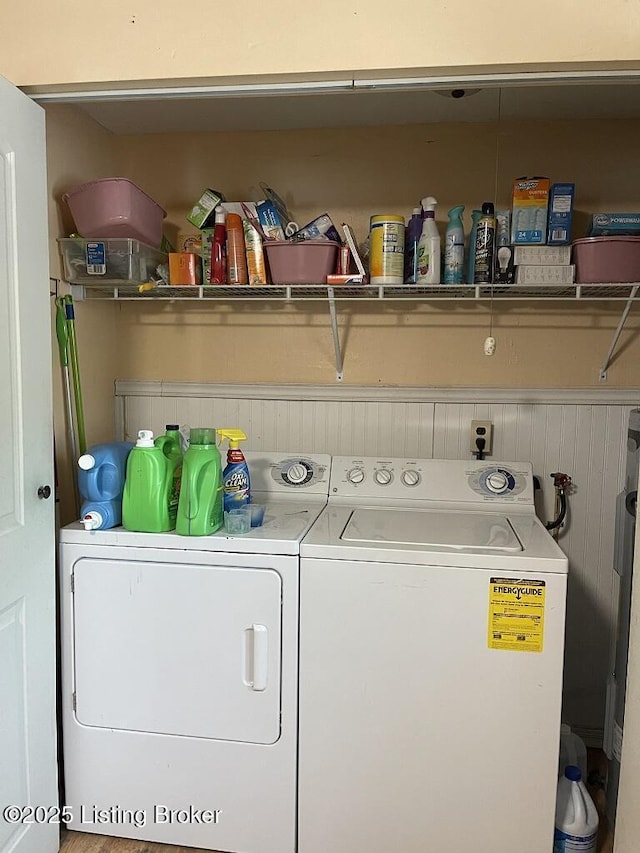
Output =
[{"x1": 470, "y1": 420, "x2": 493, "y2": 454}]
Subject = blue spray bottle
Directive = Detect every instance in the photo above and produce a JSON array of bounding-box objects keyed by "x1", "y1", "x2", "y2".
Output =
[
  {"x1": 217, "y1": 429, "x2": 250, "y2": 510},
  {"x1": 443, "y1": 205, "x2": 465, "y2": 284}
]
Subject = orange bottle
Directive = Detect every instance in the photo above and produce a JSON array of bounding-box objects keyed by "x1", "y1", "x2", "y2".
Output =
[{"x1": 226, "y1": 214, "x2": 248, "y2": 284}]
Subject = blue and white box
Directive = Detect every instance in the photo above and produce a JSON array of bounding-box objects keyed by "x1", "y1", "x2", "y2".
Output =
[
  {"x1": 546, "y1": 183, "x2": 575, "y2": 245},
  {"x1": 589, "y1": 212, "x2": 640, "y2": 236}
]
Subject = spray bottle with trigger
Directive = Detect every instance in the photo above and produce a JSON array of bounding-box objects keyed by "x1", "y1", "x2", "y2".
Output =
[
  {"x1": 217, "y1": 429, "x2": 250, "y2": 511},
  {"x1": 416, "y1": 197, "x2": 441, "y2": 284}
]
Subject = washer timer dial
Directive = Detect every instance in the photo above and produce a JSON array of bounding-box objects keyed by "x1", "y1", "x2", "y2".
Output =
[
  {"x1": 468, "y1": 466, "x2": 525, "y2": 498},
  {"x1": 285, "y1": 462, "x2": 310, "y2": 485},
  {"x1": 276, "y1": 458, "x2": 317, "y2": 487},
  {"x1": 347, "y1": 467, "x2": 365, "y2": 484},
  {"x1": 485, "y1": 470, "x2": 510, "y2": 494}
]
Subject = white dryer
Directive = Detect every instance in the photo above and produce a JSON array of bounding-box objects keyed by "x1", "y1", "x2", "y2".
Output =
[
  {"x1": 298, "y1": 456, "x2": 568, "y2": 853},
  {"x1": 60, "y1": 451, "x2": 330, "y2": 853}
]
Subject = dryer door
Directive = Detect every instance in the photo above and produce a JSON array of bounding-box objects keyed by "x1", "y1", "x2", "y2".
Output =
[{"x1": 72, "y1": 558, "x2": 282, "y2": 744}]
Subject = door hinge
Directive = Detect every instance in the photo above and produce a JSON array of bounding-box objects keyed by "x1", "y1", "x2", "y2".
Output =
[
  {"x1": 70, "y1": 572, "x2": 75, "y2": 593},
  {"x1": 72, "y1": 692, "x2": 77, "y2": 711}
]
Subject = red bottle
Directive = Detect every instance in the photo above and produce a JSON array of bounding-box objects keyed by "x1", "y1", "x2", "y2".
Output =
[{"x1": 210, "y1": 208, "x2": 227, "y2": 284}]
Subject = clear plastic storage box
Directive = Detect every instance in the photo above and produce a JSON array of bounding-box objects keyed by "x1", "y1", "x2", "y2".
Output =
[{"x1": 58, "y1": 238, "x2": 167, "y2": 285}]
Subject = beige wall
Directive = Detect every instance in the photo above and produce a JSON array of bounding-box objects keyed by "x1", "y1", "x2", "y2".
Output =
[
  {"x1": 110, "y1": 117, "x2": 640, "y2": 387},
  {"x1": 45, "y1": 107, "x2": 640, "y2": 514},
  {"x1": 2, "y1": 1, "x2": 640, "y2": 88},
  {"x1": 47, "y1": 105, "x2": 121, "y2": 524}
]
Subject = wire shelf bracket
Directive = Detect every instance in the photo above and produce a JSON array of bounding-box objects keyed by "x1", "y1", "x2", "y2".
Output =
[{"x1": 599, "y1": 285, "x2": 639, "y2": 381}]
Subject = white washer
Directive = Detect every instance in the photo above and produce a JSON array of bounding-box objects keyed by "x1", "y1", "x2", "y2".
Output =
[
  {"x1": 299, "y1": 456, "x2": 568, "y2": 853},
  {"x1": 60, "y1": 451, "x2": 330, "y2": 853}
]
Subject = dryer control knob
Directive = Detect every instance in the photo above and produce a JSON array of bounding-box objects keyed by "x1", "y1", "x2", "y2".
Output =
[
  {"x1": 347, "y1": 467, "x2": 365, "y2": 484},
  {"x1": 486, "y1": 471, "x2": 509, "y2": 494},
  {"x1": 286, "y1": 463, "x2": 309, "y2": 484},
  {"x1": 401, "y1": 469, "x2": 421, "y2": 487},
  {"x1": 374, "y1": 468, "x2": 393, "y2": 486}
]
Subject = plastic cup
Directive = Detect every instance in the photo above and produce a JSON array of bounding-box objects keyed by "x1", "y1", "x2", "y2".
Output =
[
  {"x1": 224, "y1": 506, "x2": 251, "y2": 535},
  {"x1": 250, "y1": 504, "x2": 265, "y2": 528}
]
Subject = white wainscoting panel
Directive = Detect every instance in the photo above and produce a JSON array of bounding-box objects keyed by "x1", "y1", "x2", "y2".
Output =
[{"x1": 115, "y1": 381, "x2": 640, "y2": 743}]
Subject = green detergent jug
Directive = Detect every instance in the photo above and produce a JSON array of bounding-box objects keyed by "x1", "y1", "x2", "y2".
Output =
[
  {"x1": 176, "y1": 428, "x2": 223, "y2": 536},
  {"x1": 122, "y1": 428, "x2": 183, "y2": 532}
]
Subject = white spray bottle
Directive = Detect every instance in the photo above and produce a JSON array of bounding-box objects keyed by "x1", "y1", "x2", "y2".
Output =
[{"x1": 416, "y1": 197, "x2": 441, "y2": 285}]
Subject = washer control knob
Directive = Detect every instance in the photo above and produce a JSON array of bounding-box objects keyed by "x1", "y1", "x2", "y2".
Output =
[
  {"x1": 486, "y1": 470, "x2": 509, "y2": 494},
  {"x1": 374, "y1": 468, "x2": 393, "y2": 486},
  {"x1": 347, "y1": 467, "x2": 365, "y2": 484},
  {"x1": 401, "y1": 469, "x2": 421, "y2": 487},
  {"x1": 286, "y1": 463, "x2": 309, "y2": 484},
  {"x1": 400, "y1": 468, "x2": 421, "y2": 486}
]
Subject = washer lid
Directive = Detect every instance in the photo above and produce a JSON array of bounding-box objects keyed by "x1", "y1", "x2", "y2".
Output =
[{"x1": 341, "y1": 509, "x2": 523, "y2": 552}]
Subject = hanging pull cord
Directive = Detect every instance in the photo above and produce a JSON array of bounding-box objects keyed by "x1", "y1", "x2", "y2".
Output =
[{"x1": 545, "y1": 472, "x2": 572, "y2": 532}]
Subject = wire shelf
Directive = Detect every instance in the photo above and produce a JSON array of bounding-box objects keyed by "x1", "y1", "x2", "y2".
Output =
[{"x1": 70, "y1": 282, "x2": 640, "y2": 302}]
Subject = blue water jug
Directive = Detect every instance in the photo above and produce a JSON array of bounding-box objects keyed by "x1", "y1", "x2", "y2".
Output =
[
  {"x1": 77, "y1": 442, "x2": 133, "y2": 530},
  {"x1": 80, "y1": 499, "x2": 122, "y2": 531},
  {"x1": 77, "y1": 442, "x2": 133, "y2": 502}
]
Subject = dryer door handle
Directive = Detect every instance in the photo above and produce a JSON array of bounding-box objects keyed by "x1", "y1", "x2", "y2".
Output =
[{"x1": 245, "y1": 624, "x2": 268, "y2": 692}]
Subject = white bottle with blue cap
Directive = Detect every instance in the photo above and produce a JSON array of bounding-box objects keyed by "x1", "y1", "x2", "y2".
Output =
[{"x1": 554, "y1": 765, "x2": 599, "y2": 852}]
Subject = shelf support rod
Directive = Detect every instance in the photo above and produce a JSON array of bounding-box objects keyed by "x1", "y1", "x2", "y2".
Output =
[
  {"x1": 599, "y1": 285, "x2": 639, "y2": 381},
  {"x1": 326, "y1": 287, "x2": 344, "y2": 381}
]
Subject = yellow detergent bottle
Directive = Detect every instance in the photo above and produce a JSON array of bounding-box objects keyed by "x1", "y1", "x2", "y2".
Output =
[{"x1": 217, "y1": 429, "x2": 250, "y2": 511}]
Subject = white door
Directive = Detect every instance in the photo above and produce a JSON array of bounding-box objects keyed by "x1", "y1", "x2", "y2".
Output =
[{"x1": 0, "y1": 77, "x2": 58, "y2": 853}]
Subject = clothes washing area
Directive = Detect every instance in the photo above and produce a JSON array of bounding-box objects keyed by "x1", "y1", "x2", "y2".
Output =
[
  {"x1": 59, "y1": 448, "x2": 573, "y2": 853},
  {"x1": 298, "y1": 456, "x2": 568, "y2": 853},
  {"x1": 3, "y1": 61, "x2": 632, "y2": 853}
]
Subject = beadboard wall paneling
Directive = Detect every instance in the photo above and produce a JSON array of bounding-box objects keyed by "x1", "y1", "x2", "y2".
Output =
[{"x1": 116, "y1": 382, "x2": 638, "y2": 742}]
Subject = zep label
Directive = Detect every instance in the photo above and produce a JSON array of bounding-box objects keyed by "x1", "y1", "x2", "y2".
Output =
[{"x1": 488, "y1": 578, "x2": 545, "y2": 653}]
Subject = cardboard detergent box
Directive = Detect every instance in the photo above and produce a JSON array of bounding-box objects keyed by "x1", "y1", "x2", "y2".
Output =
[
  {"x1": 589, "y1": 213, "x2": 640, "y2": 236},
  {"x1": 546, "y1": 183, "x2": 575, "y2": 245},
  {"x1": 187, "y1": 188, "x2": 225, "y2": 228},
  {"x1": 256, "y1": 199, "x2": 288, "y2": 241},
  {"x1": 511, "y1": 177, "x2": 550, "y2": 244}
]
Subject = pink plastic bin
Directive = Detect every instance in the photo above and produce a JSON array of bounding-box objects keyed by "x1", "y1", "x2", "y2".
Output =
[
  {"x1": 264, "y1": 239, "x2": 340, "y2": 284},
  {"x1": 572, "y1": 236, "x2": 640, "y2": 284},
  {"x1": 63, "y1": 178, "x2": 166, "y2": 248}
]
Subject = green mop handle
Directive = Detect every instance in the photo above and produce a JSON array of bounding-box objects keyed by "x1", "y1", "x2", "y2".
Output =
[
  {"x1": 55, "y1": 297, "x2": 69, "y2": 367},
  {"x1": 64, "y1": 296, "x2": 86, "y2": 455}
]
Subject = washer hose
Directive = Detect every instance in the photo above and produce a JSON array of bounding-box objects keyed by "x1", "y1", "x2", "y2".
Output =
[{"x1": 545, "y1": 472, "x2": 572, "y2": 532}]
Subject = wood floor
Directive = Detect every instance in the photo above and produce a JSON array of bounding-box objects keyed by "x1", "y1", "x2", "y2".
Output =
[{"x1": 59, "y1": 829, "x2": 217, "y2": 853}]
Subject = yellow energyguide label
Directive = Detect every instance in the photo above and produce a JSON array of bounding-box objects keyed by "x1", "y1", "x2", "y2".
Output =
[{"x1": 488, "y1": 577, "x2": 545, "y2": 653}]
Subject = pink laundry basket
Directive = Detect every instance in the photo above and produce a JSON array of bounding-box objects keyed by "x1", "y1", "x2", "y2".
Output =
[
  {"x1": 572, "y1": 236, "x2": 640, "y2": 284},
  {"x1": 264, "y1": 239, "x2": 340, "y2": 284},
  {"x1": 63, "y1": 178, "x2": 166, "y2": 248}
]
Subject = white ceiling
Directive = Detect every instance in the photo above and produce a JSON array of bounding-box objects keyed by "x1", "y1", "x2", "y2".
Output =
[{"x1": 73, "y1": 83, "x2": 640, "y2": 135}]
